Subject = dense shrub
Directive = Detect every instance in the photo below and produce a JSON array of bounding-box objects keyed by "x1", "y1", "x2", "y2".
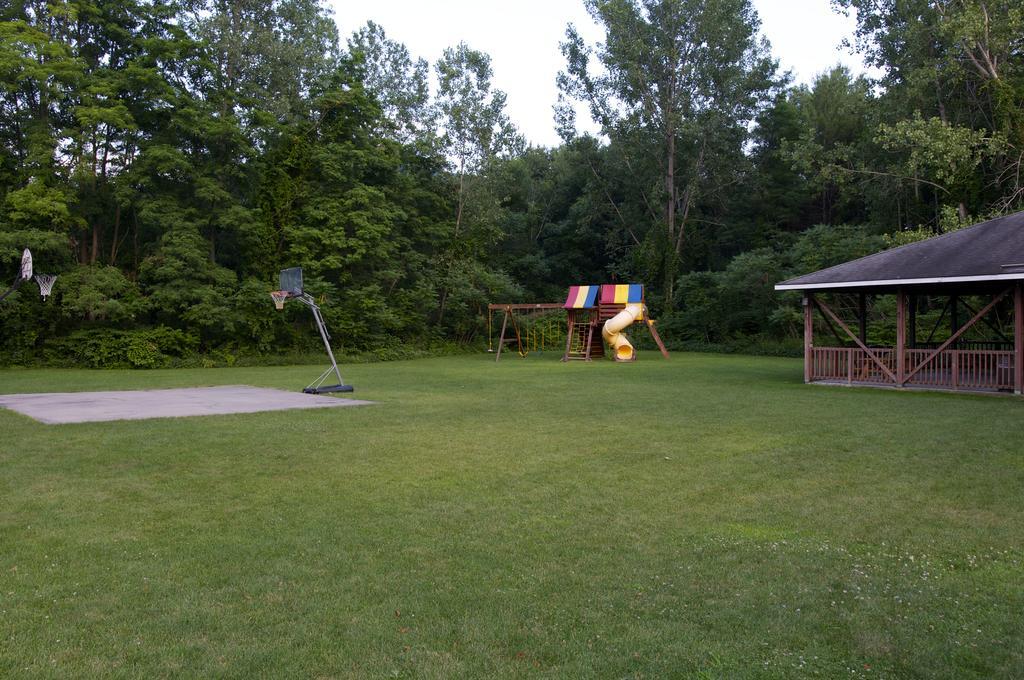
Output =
[{"x1": 42, "y1": 327, "x2": 199, "y2": 368}]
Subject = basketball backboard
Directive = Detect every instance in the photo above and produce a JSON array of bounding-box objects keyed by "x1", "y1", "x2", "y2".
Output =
[
  {"x1": 279, "y1": 267, "x2": 303, "y2": 295},
  {"x1": 19, "y1": 249, "x2": 32, "y2": 281}
]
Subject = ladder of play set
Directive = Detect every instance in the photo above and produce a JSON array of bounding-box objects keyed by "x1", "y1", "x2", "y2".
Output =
[{"x1": 563, "y1": 310, "x2": 604, "y2": 361}]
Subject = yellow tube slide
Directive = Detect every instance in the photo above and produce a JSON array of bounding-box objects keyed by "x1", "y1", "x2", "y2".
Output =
[{"x1": 602, "y1": 303, "x2": 643, "y2": 361}]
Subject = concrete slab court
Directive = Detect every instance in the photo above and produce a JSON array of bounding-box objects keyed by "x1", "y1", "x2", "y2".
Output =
[{"x1": 0, "y1": 385, "x2": 374, "y2": 424}]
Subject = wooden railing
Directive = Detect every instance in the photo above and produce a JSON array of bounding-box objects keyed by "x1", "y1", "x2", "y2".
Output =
[
  {"x1": 810, "y1": 347, "x2": 896, "y2": 385},
  {"x1": 905, "y1": 348, "x2": 1014, "y2": 391},
  {"x1": 810, "y1": 346, "x2": 1015, "y2": 391}
]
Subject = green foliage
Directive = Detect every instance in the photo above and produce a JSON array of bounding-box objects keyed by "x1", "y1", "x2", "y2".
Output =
[
  {"x1": 883, "y1": 205, "x2": 975, "y2": 247},
  {"x1": 666, "y1": 224, "x2": 884, "y2": 345},
  {"x1": 3, "y1": 0, "x2": 1024, "y2": 366},
  {"x1": 788, "y1": 223, "x2": 886, "y2": 275},
  {"x1": 4, "y1": 181, "x2": 76, "y2": 230},
  {"x1": 139, "y1": 229, "x2": 240, "y2": 344},
  {"x1": 59, "y1": 265, "x2": 146, "y2": 322},
  {"x1": 42, "y1": 326, "x2": 198, "y2": 368}
]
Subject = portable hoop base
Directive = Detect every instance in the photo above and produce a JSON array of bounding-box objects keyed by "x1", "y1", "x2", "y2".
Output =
[{"x1": 303, "y1": 384, "x2": 355, "y2": 395}]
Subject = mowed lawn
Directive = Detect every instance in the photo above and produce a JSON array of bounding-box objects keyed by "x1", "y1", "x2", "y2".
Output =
[{"x1": 1, "y1": 353, "x2": 1022, "y2": 678}]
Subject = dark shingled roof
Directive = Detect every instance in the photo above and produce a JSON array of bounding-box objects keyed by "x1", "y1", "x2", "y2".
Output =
[{"x1": 776, "y1": 210, "x2": 1024, "y2": 291}]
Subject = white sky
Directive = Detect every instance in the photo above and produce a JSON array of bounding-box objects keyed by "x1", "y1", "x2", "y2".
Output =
[{"x1": 329, "y1": 0, "x2": 874, "y2": 148}]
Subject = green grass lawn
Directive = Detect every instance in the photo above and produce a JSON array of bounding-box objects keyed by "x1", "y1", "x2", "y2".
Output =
[{"x1": 1, "y1": 353, "x2": 1022, "y2": 678}]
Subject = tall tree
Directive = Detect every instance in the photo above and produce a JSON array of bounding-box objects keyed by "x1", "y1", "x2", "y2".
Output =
[
  {"x1": 348, "y1": 21, "x2": 433, "y2": 146},
  {"x1": 433, "y1": 43, "x2": 523, "y2": 325},
  {"x1": 557, "y1": 0, "x2": 777, "y2": 306},
  {"x1": 836, "y1": 0, "x2": 1024, "y2": 214}
]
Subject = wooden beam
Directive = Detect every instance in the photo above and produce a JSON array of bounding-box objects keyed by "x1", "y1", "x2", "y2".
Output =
[
  {"x1": 815, "y1": 295, "x2": 898, "y2": 384},
  {"x1": 644, "y1": 315, "x2": 670, "y2": 359},
  {"x1": 803, "y1": 294, "x2": 813, "y2": 383},
  {"x1": 495, "y1": 308, "x2": 510, "y2": 362},
  {"x1": 896, "y1": 289, "x2": 906, "y2": 386},
  {"x1": 488, "y1": 303, "x2": 563, "y2": 311},
  {"x1": 925, "y1": 297, "x2": 951, "y2": 345},
  {"x1": 903, "y1": 287, "x2": 1011, "y2": 383},
  {"x1": 1016, "y1": 283, "x2": 1023, "y2": 395},
  {"x1": 951, "y1": 295, "x2": 959, "y2": 342},
  {"x1": 957, "y1": 297, "x2": 1012, "y2": 343},
  {"x1": 858, "y1": 292, "x2": 867, "y2": 345},
  {"x1": 819, "y1": 304, "x2": 846, "y2": 345}
]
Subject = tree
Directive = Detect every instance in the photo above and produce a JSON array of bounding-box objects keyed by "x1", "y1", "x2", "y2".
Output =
[
  {"x1": 188, "y1": 0, "x2": 339, "y2": 127},
  {"x1": 433, "y1": 43, "x2": 523, "y2": 325},
  {"x1": 783, "y1": 66, "x2": 877, "y2": 226},
  {"x1": 348, "y1": 21, "x2": 433, "y2": 146},
  {"x1": 836, "y1": 0, "x2": 1024, "y2": 214},
  {"x1": 557, "y1": 0, "x2": 777, "y2": 307}
]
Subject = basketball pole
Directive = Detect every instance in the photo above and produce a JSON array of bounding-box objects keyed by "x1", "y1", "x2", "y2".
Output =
[
  {"x1": 0, "y1": 277, "x2": 26, "y2": 303},
  {"x1": 0, "y1": 248, "x2": 33, "y2": 303},
  {"x1": 294, "y1": 293, "x2": 351, "y2": 394}
]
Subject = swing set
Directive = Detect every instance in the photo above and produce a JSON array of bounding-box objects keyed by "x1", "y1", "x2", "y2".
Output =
[{"x1": 486, "y1": 303, "x2": 566, "y2": 360}]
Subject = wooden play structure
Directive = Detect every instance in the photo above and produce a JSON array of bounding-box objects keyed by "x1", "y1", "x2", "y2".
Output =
[
  {"x1": 561, "y1": 284, "x2": 668, "y2": 362},
  {"x1": 488, "y1": 284, "x2": 668, "y2": 363}
]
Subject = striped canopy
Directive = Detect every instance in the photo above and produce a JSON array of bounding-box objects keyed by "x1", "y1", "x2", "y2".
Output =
[
  {"x1": 600, "y1": 284, "x2": 643, "y2": 304},
  {"x1": 563, "y1": 285, "x2": 599, "y2": 309}
]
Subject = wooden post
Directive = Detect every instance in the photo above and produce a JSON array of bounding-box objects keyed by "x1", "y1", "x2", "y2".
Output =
[
  {"x1": 1015, "y1": 283, "x2": 1023, "y2": 395},
  {"x1": 804, "y1": 294, "x2": 813, "y2": 383},
  {"x1": 561, "y1": 309, "x2": 575, "y2": 362},
  {"x1": 896, "y1": 289, "x2": 906, "y2": 387},
  {"x1": 495, "y1": 308, "x2": 510, "y2": 362},
  {"x1": 858, "y1": 292, "x2": 867, "y2": 345}
]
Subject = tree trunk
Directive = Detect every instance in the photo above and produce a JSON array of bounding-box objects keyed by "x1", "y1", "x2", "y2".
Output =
[
  {"x1": 90, "y1": 222, "x2": 100, "y2": 264},
  {"x1": 109, "y1": 203, "x2": 121, "y2": 264},
  {"x1": 664, "y1": 118, "x2": 676, "y2": 310},
  {"x1": 131, "y1": 209, "x2": 139, "y2": 279}
]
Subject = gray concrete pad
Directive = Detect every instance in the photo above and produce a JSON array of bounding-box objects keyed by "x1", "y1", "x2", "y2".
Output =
[{"x1": 0, "y1": 385, "x2": 374, "y2": 424}]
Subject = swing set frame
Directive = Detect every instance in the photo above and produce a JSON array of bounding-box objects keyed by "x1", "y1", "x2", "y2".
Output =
[{"x1": 487, "y1": 303, "x2": 564, "y2": 361}]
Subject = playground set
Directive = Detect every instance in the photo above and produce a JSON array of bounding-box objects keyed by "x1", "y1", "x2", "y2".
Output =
[{"x1": 488, "y1": 283, "x2": 669, "y2": 362}]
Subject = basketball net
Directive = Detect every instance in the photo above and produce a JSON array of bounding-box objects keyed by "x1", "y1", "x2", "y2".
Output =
[
  {"x1": 35, "y1": 274, "x2": 56, "y2": 300},
  {"x1": 270, "y1": 290, "x2": 290, "y2": 310}
]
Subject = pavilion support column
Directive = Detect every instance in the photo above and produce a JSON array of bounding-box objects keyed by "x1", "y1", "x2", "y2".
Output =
[
  {"x1": 1015, "y1": 283, "x2": 1023, "y2": 395},
  {"x1": 896, "y1": 288, "x2": 906, "y2": 387},
  {"x1": 804, "y1": 294, "x2": 814, "y2": 384}
]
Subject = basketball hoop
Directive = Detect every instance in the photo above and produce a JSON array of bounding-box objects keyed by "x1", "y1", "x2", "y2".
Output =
[
  {"x1": 35, "y1": 274, "x2": 57, "y2": 300},
  {"x1": 270, "y1": 290, "x2": 290, "y2": 310}
]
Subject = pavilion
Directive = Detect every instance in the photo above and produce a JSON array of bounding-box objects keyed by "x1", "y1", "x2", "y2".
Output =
[{"x1": 775, "y1": 211, "x2": 1024, "y2": 395}]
